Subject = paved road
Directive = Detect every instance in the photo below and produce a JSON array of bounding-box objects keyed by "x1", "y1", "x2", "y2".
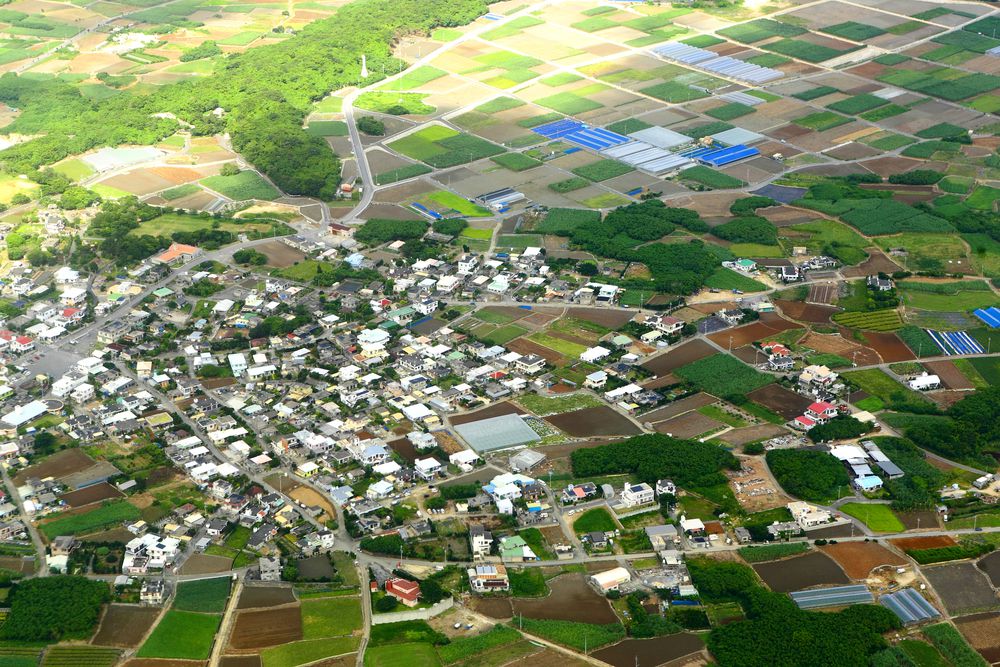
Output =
[{"x1": 1, "y1": 465, "x2": 47, "y2": 576}]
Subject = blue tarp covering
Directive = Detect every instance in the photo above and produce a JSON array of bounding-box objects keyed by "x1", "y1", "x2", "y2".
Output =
[
  {"x1": 974, "y1": 306, "x2": 1000, "y2": 328},
  {"x1": 699, "y1": 144, "x2": 760, "y2": 166}
]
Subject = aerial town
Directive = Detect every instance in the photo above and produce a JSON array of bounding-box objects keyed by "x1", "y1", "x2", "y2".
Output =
[{"x1": 0, "y1": 0, "x2": 999, "y2": 665}]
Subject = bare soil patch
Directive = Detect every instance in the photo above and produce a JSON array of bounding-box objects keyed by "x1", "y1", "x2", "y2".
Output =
[
  {"x1": 800, "y1": 331, "x2": 881, "y2": 365},
  {"x1": 842, "y1": 251, "x2": 902, "y2": 278},
  {"x1": 123, "y1": 661, "x2": 206, "y2": 667},
  {"x1": 925, "y1": 360, "x2": 974, "y2": 390},
  {"x1": 955, "y1": 612, "x2": 1000, "y2": 663},
  {"x1": 977, "y1": 551, "x2": 1000, "y2": 587},
  {"x1": 863, "y1": 332, "x2": 914, "y2": 362},
  {"x1": 775, "y1": 300, "x2": 838, "y2": 324},
  {"x1": 449, "y1": 401, "x2": 525, "y2": 426},
  {"x1": 507, "y1": 338, "x2": 564, "y2": 364},
  {"x1": 748, "y1": 384, "x2": 813, "y2": 420},
  {"x1": 808, "y1": 283, "x2": 837, "y2": 305},
  {"x1": 92, "y1": 605, "x2": 162, "y2": 647},
  {"x1": 641, "y1": 339, "x2": 715, "y2": 376},
  {"x1": 14, "y1": 448, "x2": 95, "y2": 485},
  {"x1": 256, "y1": 240, "x2": 306, "y2": 268},
  {"x1": 924, "y1": 562, "x2": 999, "y2": 615},
  {"x1": 897, "y1": 510, "x2": 939, "y2": 531},
  {"x1": 641, "y1": 393, "x2": 717, "y2": 423},
  {"x1": 569, "y1": 308, "x2": 634, "y2": 329},
  {"x1": 753, "y1": 551, "x2": 849, "y2": 593},
  {"x1": 545, "y1": 406, "x2": 640, "y2": 438},
  {"x1": 891, "y1": 535, "x2": 956, "y2": 550},
  {"x1": 511, "y1": 573, "x2": 619, "y2": 624},
  {"x1": 718, "y1": 424, "x2": 789, "y2": 446},
  {"x1": 594, "y1": 634, "x2": 704, "y2": 667},
  {"x1": 220, "y1": 657, "x2": 261, "y2": 667},
  {"x1": 237, "y1": 585, "x2": 296, "y2": 609},
  {"x1": 820, "y1": 542, "x2": 906, "y2": 579},
  {"x1": 707, "y1": 315, "x2": 799, "y2": 347},
  {"x1": 179, "y1": 554, "x2": 233, "y2": 575},
  {"x1": 653, "y1": 411, "x2": 724, "y2": 439},
  {"x1": 288, "y1": 486, "x2": 335, "y2": 523},
  {"x1": 61, "y1": 482, "x2": 124, "y2": 508},
  {"x1": 228, "y1": 605, "x2": 302, "y2": 651}
]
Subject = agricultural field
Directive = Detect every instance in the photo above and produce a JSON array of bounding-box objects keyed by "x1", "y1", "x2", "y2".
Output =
[
  {"x1": 839, "y1": 503, "x2": 905, "y2": 533},
  {"x1": 137, "y1": 610, "x2": 222, "y2": 660},
  {"x1": 173, "y1": 577, "x2": 231, "y2": 612},
  {"x1": 388, "y1": 126, "x2": 504, "y2": 167},
  {"x1": 675, "y1": 354, "x2": 773, "y2": 398}
]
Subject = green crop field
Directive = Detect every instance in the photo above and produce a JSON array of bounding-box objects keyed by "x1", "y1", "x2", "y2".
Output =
[
  {"x1": 535, "y1": 92, "x2": 602, "y2": 115},
  {"x1": 515, "y1": 619, "x2": 624, "y2": 652},
  {"x1": 526, "y1": 332, "x2": 587, "y2": 358},
  {"x1": 264, "y1": 637, "x2": 360, "y2": 667},
  {"x1": 387, "y1": 66, "x2": 447, "y2": 91},
  {"x1": 967, "y1": 185, "x2": 1000, "y2": 211},
  {"x1": 704, "y1": 267, "x2": 768, "y2": 292},
  {"x1": 738, "y1": 543, "x2": 809, "y2": 563},
  {"x1": 389, "y1": 126, "x2": 504, "y2": 167},
  {"x1": 706, "y1": 102, "x2": 755, "y2": 120},
  {"x1": 792, "y1": 86, "x2": 838, "y2": 100},
  {"x1": 302, "y1": 597, "x2": 362, "y2": 638},
  {"x1": 571, "y1": 159, "x2": 632, "y2": 182},
  {"x1": 41, "y1": 646, "x2": 119, "y2": 667},
  {"x1": 375, "y1": 164, "x2": 432, "y2": 185},
  {"x1": 793, "y1": 111, "x2": 851, "y2": 131},
  {"x1": 899, "y1": 281, "x2": 997, "y2": 311},
  {"x1": 365, "y1": 642, "x2": 438, "y2": 667},
  {"x1": 482, "y1": 324, "x2": 527, "y2": 345},
  {"x1": 305, "y1": 120, "x2": 348, "y2": 137},
  {"x1": 200, "y1": 171, "x2": 279, "y2": 200},
  {"x1": 517, "y1": 392, "x2": 603, "y2": 416},
  {"x1": 548, "y1": 177, "x2": 589, "y2": 193},
  {"x1": 641, "y1": 81, "x2": 708, "y2": 102},
  {"x1": 160, "y1": 183, "x2": 201, "y2": 201},
  {"x1": 490, "y1": 152, "x2": 542, "y2": 171},
  {"x1": 718, "y1": 18, "x2": 805, "y2": 43},
  {"x1": 476, "y1": 96, "x2": 524, "y2": 114},
  {"x1": 843, "y1": 369, "x2": 934, "y2": 410},
  {"x1": 137, "y1": 611, "x2": 221, "y2": 660},
  {"x1": 826, "y1": 94, "x2": 888, "y2": 115},
  {"x1": 897, "y1": 326, "x2": 939, "y2": 358},
  {"x1": 832, "y1": 309, "x2": 903, "y2": 331},
  {"x1": 538, "y1": 208, "x2": 600, "y2": 234},
  {"x1": 675, "y1": 354, "x2": 773, "y2": 397},
  {"x1": 678, "y1": 166, "x2": 746, "y2": 189},
  {"x1": 820, "y1": 21, "x2": 885, "y2": 41},
  {"x1": 423, "y1": 191, "x2": 490, "y2": 217},
  {"x1": 40, "y1": 500, "x2": 140, "y2": 539},
  {"x1": 839, "y1": 503, "x2": 905, "y2": 532},
  {"x1": 356, "y1": 92, "x2": 435, "y2": 114},
  {"x1": 53, "y1": 158, "x2": 95, "y2": 181},
  {"x1": 173, "y1": 577, "x2": 231, "y2": 613}
]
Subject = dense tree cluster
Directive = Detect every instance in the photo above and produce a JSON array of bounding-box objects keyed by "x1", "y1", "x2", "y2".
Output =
[
  {"x1": 707, "y1": 587, "x2": 899, "y2": 667},
  {"x1": 806, "y1": 416, "x2": 871, "y2": 443},
  {"x1": 712, "y1": 216, "x2": 778, "y2": 245},
  {"x1": 729, "y1": 196, "x2": 777, "y2": 216},
  {"x1": 541, "y1": 200, "x2": 718, "y2": 293},
  {"x1": 902, "y1": 387, "x2": 1000, "y2": 468},
  {"x1": 357, "y1": 116, "x2": 385, "y2": 136},
  {"x1": 765, "y1": 449, "x2": 850, "y2": 503},
  {"x1": 876, "y1": 437, "x2": 945, "y2": 511},
  {"x1": 432, "y1": 218, "x2": 467, "y2": 237},
  {"x1": 887, "y1": 169, "x2": 943, "y2": 185},
  {"x1": 0, "y1": 0, "x2": 490, "y2": 198},
  {"x1": 180, "y1": 41, "x2": 222, "y2": 62},
  {"x1": 0, "y1": 576, "x2": 109, "y2": 641},
  {"x1": 571, "y1": 433, "x2": 739, "y2": 490},
  {"x1": 355, "y1": 218, "x2": 427, "y2": 245},
  {"x1": 233, "y1": 248, "x2": 268, "y2": 265}
]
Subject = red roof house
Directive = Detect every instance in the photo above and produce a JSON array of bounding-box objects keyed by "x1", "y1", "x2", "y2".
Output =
[{"x1": 385, "y1": 577, "x2": 421, "y2": 607}]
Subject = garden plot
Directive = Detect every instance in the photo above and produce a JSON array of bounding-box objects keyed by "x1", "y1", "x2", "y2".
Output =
[
  {"x1": 747, "y1": 384, "x2": 812, "y2": 420},
  {"x1": 955, "y1": 612, "x2": 1000, "y2": 664},
  {"x1": 91, "y1": 605, "x2": 162, "y2": 648}
]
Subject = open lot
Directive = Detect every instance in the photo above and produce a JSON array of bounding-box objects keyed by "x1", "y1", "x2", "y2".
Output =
[
  {"x1": 91, "y1": 605, "x2": 162, "y2": 648},
  {"x1": 544, "y1": 406, "x2": 640, "y2": 437},
  {"x1": 747, "y1": 384, "x2": 813, "y2": 420},
  {"x1": 61, "y1": 482, "x2": 124, "y2": 508},
  {"x1": 237, "y1": 585, "x2": 297, "y2": 609},
  {"x1": 229, "y1": 605, "x2": 302, "y2": 651},
  {"x1": 753, "y1": 551, "x2": 849, "y2": 593},
  {"x1": 14, "y1": 448, "x2": 95, "y2": 485},
  {"x1": 955, "y1": 612, "x2": 1000, "y2": 664},
  {"x1": 652, "y1": 411, "x2": 725, "y2": 439},
  {"x1": 641, "y1": 339, "x2": 715, "y2": 376},
  {"x1": 923, "y1": 563, "x2": 1000, "y2": 615},
  {"x1": 510, "y1": 574, "x2": 619, "y2": 624},
  {"x1": 820, "y1": 542, "x2": 906, "y2": 579}
]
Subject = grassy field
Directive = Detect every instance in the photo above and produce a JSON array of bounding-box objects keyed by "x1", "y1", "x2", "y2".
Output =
[
  {"x1": 302, "y1": 597, "x2": 362, "y2": 638},
  {"x1": 517, "y1": 392, "x2": 603, "y2": 416},
  {"x1": 704, "y1": 267, "x2": 768, "y2": 292},
  {"x1": 843, "y1": 369, "x2": 934, "y2": 410},
  {"x1": 783, "y1": 220, "x2": 868, "y2": 265},
  {"x1": 356, "y1": 92, "x2": 434, "y2": 114},
  {"x1": 571, "y1": 159, "x2": 633, "y2": 182},
  {"x1": 137, "y1": 611, "x2": 221, "y2": 660},
  {"x1": 422, "y1": 190, "x2": 490, "y2": 217},
  {"x1": 389, "y1": 126, "x2": 503, "y2": 167},
  {"x1": 130, "y1": 212, "x2": 273, "y2": 238},
  {"x1": 173, "y1": 577, "x2": 230, "y2": 613},
  {"x1": 200, "y1": 171, "x2": 279, "y2": 200},
  {"x1": 526, "y1": 332, "x2": 587, "y2": 358},
  {"x1": 53, "y1": 158, "x2": 94, "y2": 180},
  {"x1": 263, "y1": 637, "x2": 361, "y2": 667},
  {"x1": 160, "y1": 183, "x2": 201, "y2": 201},
  {"x1": 899, "y1": 282, "x2": 997, "y2": 311},
  {"x1": 40, "y1": 500, "x2": 140, "y2": 539},
  {"x1": 573, "y1": 507, "x2": 617, "y2": 534},
  {"x1": 678, "y1": 166, "x2": 745, "y2": 189},
  {"x1": 839, "y1": 503, "x2": 905, "y2": 532},
  {"x1": 490, "y1": 152, "x2": 542, "y2": 171},
  {"x1": 365, "y1": 642, "x2": 439, "y2": 667}
]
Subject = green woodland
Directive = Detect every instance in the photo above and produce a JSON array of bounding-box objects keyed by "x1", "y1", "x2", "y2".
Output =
[{"x1": 0, "y1": 0, "x2": 489, "y2": 199}]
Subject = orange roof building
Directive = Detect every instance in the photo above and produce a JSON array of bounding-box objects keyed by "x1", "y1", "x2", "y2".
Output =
[{"x1": 155, "y1": 243, "x2": 200, "y2": 265}]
